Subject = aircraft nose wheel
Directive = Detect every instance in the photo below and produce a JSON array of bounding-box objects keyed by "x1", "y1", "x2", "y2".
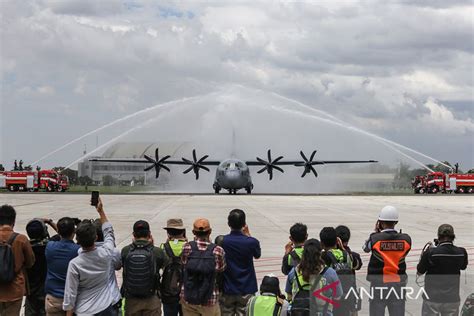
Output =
[{"x1": 214, "y1": 184, "x2": 221, "y2": 194}]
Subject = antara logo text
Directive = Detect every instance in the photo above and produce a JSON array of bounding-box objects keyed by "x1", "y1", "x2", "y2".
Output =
[{"x1": 312, "y1": 281, "x2": 429, "y2": 308}]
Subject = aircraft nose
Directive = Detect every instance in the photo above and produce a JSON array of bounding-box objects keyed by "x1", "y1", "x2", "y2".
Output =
[{"x1": 226, "y1": 170, "x2": 240, "y2": 178}]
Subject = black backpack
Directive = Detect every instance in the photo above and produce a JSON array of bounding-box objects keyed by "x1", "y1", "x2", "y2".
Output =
[
  {"x1": 123, "y1": 243, "x2": 157, "y2": 298},
  {"x1": 326, "y1": 250, "x2": 357, "y2": 309},
  {"x1": 183, "y1": 241, "x2": 216, "y2": 305},
  {"x1": 291, "y1": 267, "x2": 329, "y2": 316},
  {"x1": 0, "y1": 233, "x2": 18, "y2": 283},
  {"x1": 160, "y1": 242, "x2": 183, "y2": 303}
]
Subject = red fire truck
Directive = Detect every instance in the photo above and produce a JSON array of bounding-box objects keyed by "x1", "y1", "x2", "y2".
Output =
[
  {"x1": 0, "y1": 169, "x2": 69, "y2": 192},
  {"x1": 412, "y1": 171, "x2": 474, "y2": 194}
]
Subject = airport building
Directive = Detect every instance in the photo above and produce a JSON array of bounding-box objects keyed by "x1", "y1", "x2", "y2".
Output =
[{"x1": 78, "y1": 142, "x2": 191, "y2": 185}]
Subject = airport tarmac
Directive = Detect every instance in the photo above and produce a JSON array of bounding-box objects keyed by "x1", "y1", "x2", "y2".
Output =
[{"x1": 2, "y1": 193, "x2": 473, "y2": 315}]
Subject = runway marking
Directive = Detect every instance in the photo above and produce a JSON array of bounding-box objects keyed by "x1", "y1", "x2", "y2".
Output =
[{"x1": 11, "y1": 200, "x2": 55, "y2": 207}]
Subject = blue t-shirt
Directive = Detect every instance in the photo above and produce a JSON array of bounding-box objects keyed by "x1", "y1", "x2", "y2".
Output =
[
  {"x1": 222, "y1": 230, "x2": 261, "y2": 295},
  {"x1": 45, "y1": 239, "x2": 80, "y2": 298}
]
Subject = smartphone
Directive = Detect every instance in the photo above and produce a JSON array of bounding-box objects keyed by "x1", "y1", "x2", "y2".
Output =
[{"x1": 91, "y1": 191, "x2": 100, "y2": 207}]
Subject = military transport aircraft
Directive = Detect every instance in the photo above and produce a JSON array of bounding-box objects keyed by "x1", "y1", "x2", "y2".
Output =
[{"x1": 90, "y1": 148, "x2": 377, "y2": 194}]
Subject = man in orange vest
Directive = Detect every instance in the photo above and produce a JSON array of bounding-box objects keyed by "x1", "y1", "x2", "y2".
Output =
[{"x1": 363, "y1": 205, "x2": 411, "y2": 316}]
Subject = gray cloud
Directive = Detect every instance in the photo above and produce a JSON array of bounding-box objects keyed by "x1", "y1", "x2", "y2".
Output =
[{"x1": 1, "y1": 1, "x2": 473, "y2": 170}]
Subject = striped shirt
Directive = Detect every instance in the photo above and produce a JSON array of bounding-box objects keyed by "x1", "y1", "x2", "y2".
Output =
[{"x1": 180, "y1": 239, "x2": 226, "y2": 306}]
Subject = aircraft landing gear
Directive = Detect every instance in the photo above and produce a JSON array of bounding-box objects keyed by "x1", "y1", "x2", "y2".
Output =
[
  {"x1": 213, "y1": 184, "x2": 221, "y2": 194},
  {"x1": 246, "y1": 186, "x2": 252, "y2": 194}
]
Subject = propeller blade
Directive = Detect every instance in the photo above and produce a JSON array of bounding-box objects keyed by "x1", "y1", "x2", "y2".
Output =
[
  {"x1": 294, "y1": 162, "x2": 305, "y2": 167},
  {"x1": 144, "y1": 165, "x2": 155, "y2": 172},
  {"x1": 155, "y1": 169, "x2": 160, "y2": 178},
  {"x1": 144, "y1": 155, "x2": 155, "y2": 163},
  {"x1": 198, "y1": 155, "x2": 209, "y2": 163},
  {"x1": 182, "y1": 158, "x2": 193, "y2": 165},
  {"x1": 301, "y1": 168, "x2": 308, "y2": 177},
  {"x1": 192, "y1": 149, "x2": 197, "y2": 162},
  {"x1": 310, "y1": 150, "x2": 317, "y2": 161},
  {"x1": 273, "y1": 156, "x2": 284, "y2": 164},
  {"x1": 273, "y1": 166, "x2": 284, "y2": 173},
  {"x1": 159, "y1": 155, "x2": 171, "y2": 163},
  {"x1": 300, "y1": 151, "x2": 308, "y2": 162},
  {"x1": 257, "y1": 167, "x2": 267, "y2": 174},
  {"x1": 155, "y1": 148, "x2": 159, "y2": 161},
  {"x1": 256, "y1": 157, "x2": 266, "y2": 164},
  {"x1": 160, "y1": 164, "x2": 170, "y2": 172},
  {"x1": 199, "y1": 165, "x2": 210, "y2": 172},
  {"x1": 267, "y1": 149, "x2": 271, "y2": 162},
  {"x1": 269, "y1": 170, "x2": 273, "y2": 180},
  {"x1": 311, "y1": 166, "x2": 318, "y2": 177},
  {"x1": 183, "y1": 166, "x2": 194, "y2": 174}
]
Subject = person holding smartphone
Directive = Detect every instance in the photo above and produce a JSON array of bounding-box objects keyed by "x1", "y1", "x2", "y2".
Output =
[
  {"x1": 363, "y1": 206, "x2": 412, "y2": 316},
  {"x1": 63, "y1": 197, "x2": 121, "y2": 315}
]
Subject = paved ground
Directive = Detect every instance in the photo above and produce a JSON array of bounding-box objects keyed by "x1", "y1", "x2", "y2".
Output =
[{"x1": 3, "y1": 193, "x2": 473, "y2": 315}]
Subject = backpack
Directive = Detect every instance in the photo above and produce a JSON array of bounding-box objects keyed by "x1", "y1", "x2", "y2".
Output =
[
  {"x1": 123, "y1": 243, "x2": 157, "y2": 298},
  {"x1": 183, "y1": 241, "x2": 216, "y2": 305},
  {"x1": 326, "y1": 250, "x2": 356, "y2": 308},
  {"x1": 0, "y1": 233, "x2": 18, "y2": 283},
  {"x1": 291, "y1": 267, "x2": 329, "y2": 316},
  {"x1": 160, "y1": 242, "x2": 183, "y2": 303}
]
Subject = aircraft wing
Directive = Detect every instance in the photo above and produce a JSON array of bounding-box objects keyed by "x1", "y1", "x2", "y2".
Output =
[
  {"x1": 88, "y1": 148, "x2": 220, "y2": 180},
  {"x1": 246, "y1": 150, "x2": 377, "y2": 179}
]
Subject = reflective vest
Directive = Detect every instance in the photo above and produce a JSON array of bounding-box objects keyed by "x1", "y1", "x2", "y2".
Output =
[
  {"x1": 288, "y1": 247, "x2": 304, "y2": 266},
  {"x1": 367, "y1": 231, "x2": 412, "y2": 284},
  {"x1": 247, "y1": 293, "x2": 281, "y2": 316}
]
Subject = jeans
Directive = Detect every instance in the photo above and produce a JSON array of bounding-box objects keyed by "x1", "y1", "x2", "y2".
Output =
[
  {"x1": 163, "y1": 302, "x2": 182, "y2": 316},
  {"x1": 220, "y1": 294, "x2": 252, "y2": 316},
  {"x1": 422, "y1": 300, "x2": 460, "y2": 316},
  {"x1": 95, "y1": 303, "x2": 120, "y2": 316}
]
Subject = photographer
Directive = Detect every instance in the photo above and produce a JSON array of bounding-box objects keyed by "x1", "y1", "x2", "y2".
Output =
[
  {"x1": 417, "y1": 224, "x2": 468, "y2": 316},
  {"x1": 45, "y1": 217, "x2": 80, "y2": 316},
  {"x1": 363, "y1": 206, "x2": 411, "y2": 316},
  {"x1": 25, "y1": 218, "x2": 59, "y2": 316}
]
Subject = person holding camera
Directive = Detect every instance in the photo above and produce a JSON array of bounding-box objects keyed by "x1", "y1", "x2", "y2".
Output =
[
  {"x1": 417, "y1": 224, "x2": 468, "y2": 316},
  {"x1": 245, "y1": 275, "x2": 288, "y2": 316},
  {"x1": 363, "y1": 205, "x2": 411, "y2": 316},
  {"x1": 25, "y1": 218, "x2": 59, "y2": 316},
  {"x1": 221, "y1": 209, "x2": 261, "y2": 316},
  {"x1": 45, "y1": 217, "x2": 80, "y2": 316},
  {"x1": 63, "y1": 198, "x2": 121, "y2": 315}
]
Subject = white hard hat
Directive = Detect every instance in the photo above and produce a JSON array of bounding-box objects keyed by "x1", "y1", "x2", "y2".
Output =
[{"x1": 378, "y1": 205, "x2": 399, "y2": 221}]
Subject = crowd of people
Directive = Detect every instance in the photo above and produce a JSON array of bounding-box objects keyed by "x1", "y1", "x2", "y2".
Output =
[{"x1": 0, "y1": 200, "x2": 470, "y2": 316}]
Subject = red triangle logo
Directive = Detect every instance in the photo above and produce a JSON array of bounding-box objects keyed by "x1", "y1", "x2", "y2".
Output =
[{"x1": 312, "y1": 280, "x2": 340, "y2": 308}]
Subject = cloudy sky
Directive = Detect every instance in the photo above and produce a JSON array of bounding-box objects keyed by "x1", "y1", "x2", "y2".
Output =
[{"x1": 1, "y1": 0, "x2": 473, "y2": 170}]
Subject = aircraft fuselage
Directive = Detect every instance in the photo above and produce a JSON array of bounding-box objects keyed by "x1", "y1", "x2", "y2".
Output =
[{"x1": 213, "y1": 159, "x2": 253, "y2": 194}]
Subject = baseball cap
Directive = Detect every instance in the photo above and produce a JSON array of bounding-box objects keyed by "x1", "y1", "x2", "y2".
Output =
[
  {"x1": 133, "y1": 220, "x2": 150, "y2": 234},
  {"x1": 163, "y1": 218, "x2": 185, "y2": 230},
  {"x1": 193, "y1": 218, "x2": 211, "y2": 232},
  {"x1": 438, "y1": 224, "x2": 455, "y2": 238}
]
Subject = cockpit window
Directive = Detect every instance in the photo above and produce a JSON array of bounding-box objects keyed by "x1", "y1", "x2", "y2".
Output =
[{"x1": 223, "y1": 161, "x2": 243, "y2": 169}]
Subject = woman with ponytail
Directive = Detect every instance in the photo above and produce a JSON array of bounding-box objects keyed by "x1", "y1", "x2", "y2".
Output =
[{"x1": 285, "y1": 239, "x2": 342, "y2": 316}]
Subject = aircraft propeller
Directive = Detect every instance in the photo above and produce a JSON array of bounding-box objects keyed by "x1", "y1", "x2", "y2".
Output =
[
  {"x1": 256, "y1": 149, "x2": 284, "y2": 180},
  {"x1": 144, "y1": 148, "x2": 171, "y2": 178},
  {"x1": 182, "y1": 149, "x2": 211, "y2": 180},
  {"x1": 294, "y1": 150, "x2": 323, "y2": 177}
]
